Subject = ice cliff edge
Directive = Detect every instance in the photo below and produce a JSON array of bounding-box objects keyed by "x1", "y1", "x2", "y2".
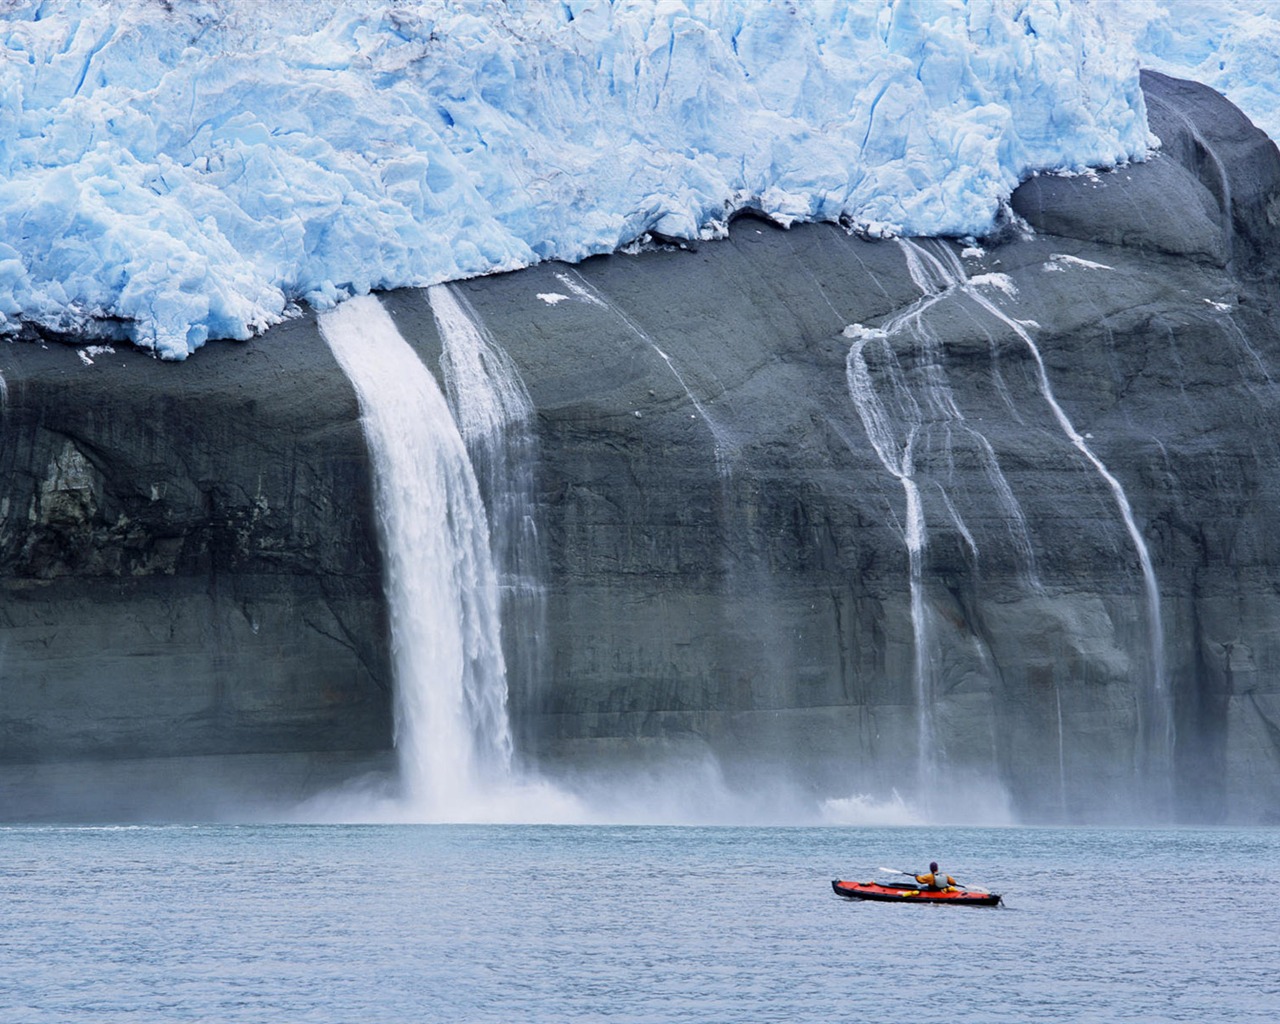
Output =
[{"x1": 0, "y1": 0, "x2": 1148, "y2": 359}]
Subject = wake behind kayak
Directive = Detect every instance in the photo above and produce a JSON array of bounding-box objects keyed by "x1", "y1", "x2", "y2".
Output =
[{"x1": 832, "y1": 879, "x2": 1002, "y2": 906}]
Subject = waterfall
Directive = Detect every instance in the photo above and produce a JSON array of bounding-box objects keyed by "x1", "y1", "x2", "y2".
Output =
[
  {"x1": 843, "y1": 239, "x2": 1038, "y2": 804},
  {"x1": 844, "y1": 325, "x2": 934, "y2": 794},
  {"x1": 945, "y1": 245, "x2": 1173, "y2": 785},
  {"x1": 1055, "y1": 683, "x2": 1068, "y2": 816},
  {"x1": 318, "y1": 294, "x2": 513, "y2": 815},
  {"x1": 843, "y1": 237, "x2": 1171, "y2": 810},
  {"x1": 889, "y1": 238, "x2": 1170, "y2": 791},
  {"x1": 555, "y1": 269, "x2": 734, "y2": 471},
  {"x1": 428, "y1": 283, "x2": 547, "y2": 753},
  {"x1": 429, "y1": 283, "x2": 539, "y2": 587},
  {"x1": 895, "y1": 240, "x2": 1041, "y2": 583}
]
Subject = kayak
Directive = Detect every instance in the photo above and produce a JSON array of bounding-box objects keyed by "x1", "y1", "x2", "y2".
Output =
[{"x1": 831, "y1": 879, "x2": 1002, "y2": 906}]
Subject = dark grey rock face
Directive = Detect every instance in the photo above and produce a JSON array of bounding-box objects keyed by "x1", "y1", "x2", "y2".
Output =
[
  {"x1": 2, "y1": 72, "x2": 1280, "y2": 822},
  {"x1": 0, "y1": 317, "x2": 393, "y2": 817}
]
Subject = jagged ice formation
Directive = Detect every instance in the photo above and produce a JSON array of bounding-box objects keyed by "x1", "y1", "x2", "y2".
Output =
[
  {"x1": 0, "y1": 0, "x2": 1150, "y2": 359},
  {"x1": 1097, "y1": 0, "x2": 1280, "y2": 146}
]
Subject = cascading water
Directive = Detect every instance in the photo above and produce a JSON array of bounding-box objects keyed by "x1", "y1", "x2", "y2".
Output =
[
  {"x1": 1055, "y1": 684, "x2": 1068, "y2": 815},
  {"x1": 555, "y1": 269, "x2": 734, "y2": 471},
  {"x1": 895, "y1": 240, "x2": 1041, "y2": 585},
  {"x1": 844, "y1": 324, "x2": 934, "y2": 796},
  {"x1": 846, "y1": 237, "x2": 1172, "y2": 810},
  {"x1": 430, "y1": 283, "x2": 532, "y2": 449},
  {"x1": 315, "y1": 236, "x2": 1170, "y2": 824},
  {"x1": 941, "y1": 243, "x2": 1172, "y2": 788},
  {"x1": 318, "y1": 294, "x2": 513, "y2": 816},
  {"x1": 843, "y1": 239, "x2": 1037, "y2": 807},
  {"x1": 428, "y1": 283, "x2": 547, "y2": 755}
]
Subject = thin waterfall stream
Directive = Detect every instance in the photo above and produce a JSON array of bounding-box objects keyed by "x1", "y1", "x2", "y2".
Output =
[
  {"x1": 843, "y1": 237, "x2": 1172, "y2": 809},
  {"x1": 941, "y1": 243, "x2": 1173, "y2": 784},
  {"x1": 428, "y1": 282, "x2": 548, "y2": 757},
  {"x1": 843, "y1": 239, "x2": 1037, "y2": 807},
  {"x1": 555, "y1": 269, "x2": 734, "y2": 471},
  {"x1": 843, "y1": 324, "x2": 933, "y2": 796}
]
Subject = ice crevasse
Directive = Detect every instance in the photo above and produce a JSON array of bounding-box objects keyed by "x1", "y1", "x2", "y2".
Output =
[{"x1": 0, "y1": 0, "x2": 1152, "y2": 359}]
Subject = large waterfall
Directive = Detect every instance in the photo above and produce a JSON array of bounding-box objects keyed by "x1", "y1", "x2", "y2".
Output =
[
  {"x1": 318, "y1": 293, "x2": 578, "y2": 822},
  {"x1": 317, "y1": 294, "x2": 516, "y2": 817}
]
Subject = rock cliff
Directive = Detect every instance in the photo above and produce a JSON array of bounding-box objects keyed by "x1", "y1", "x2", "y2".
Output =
[{"x1": 2, "y1": 72, "x2": 1279, "y2": 822}]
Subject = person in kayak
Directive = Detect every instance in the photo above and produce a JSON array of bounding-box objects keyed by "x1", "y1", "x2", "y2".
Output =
[{"x1": 915, "y1": 862, "x2": 958, "y2": 891}]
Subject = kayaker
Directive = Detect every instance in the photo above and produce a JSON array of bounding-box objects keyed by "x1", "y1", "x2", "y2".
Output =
[{"x1": 915, "y1": 861, "x2": 958, "y2": 891}]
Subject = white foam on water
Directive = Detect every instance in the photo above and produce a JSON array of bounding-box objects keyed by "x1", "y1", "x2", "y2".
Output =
[{"x1": 820, "y1": 791, "x2": 926, "y2": 827}]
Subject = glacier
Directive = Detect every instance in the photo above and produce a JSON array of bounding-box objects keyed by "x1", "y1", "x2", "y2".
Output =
[
  {"x1": 0, "y1": 0, "x2": 1152, "y2": 359},
  {"x1": 3, "y1": 0, "x2": 1276, "y2": 362},
  {"x1": 1098, "y1": 0, "x2": 1280, "y2": 146}
]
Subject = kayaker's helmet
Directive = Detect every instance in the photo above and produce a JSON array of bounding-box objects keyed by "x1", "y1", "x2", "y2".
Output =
[{"x1": 929, "y1": 861, "x2": 938, "y2": 872}]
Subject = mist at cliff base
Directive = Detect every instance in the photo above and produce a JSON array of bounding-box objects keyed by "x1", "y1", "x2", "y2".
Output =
[{"x1": 290, "y1": 743, "x2": 1018, "y2": 827}]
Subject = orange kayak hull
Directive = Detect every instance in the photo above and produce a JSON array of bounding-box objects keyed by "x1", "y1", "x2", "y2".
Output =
[{"x1": 832, "y1": 879, "x2": 1001, "y2": 906}]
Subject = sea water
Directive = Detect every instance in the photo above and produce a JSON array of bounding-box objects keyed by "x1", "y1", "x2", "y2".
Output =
[{"x1": 1, "y1": 824, "x2": 1275, "y2": 1023}]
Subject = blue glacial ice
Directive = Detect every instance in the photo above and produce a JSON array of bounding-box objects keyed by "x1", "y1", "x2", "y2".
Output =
[
  {"x1": 1098, "y1": 0, "x2": 1280, "y2": 145},
  {"x1": 0, "y1": 0, "x2": 1170, "y2": 358}
]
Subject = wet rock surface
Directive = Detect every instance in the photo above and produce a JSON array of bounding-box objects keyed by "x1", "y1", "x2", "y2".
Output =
[
  {"x1": 0, "y1": 317, "x2": 393, "y2": 788},
  {"x1": 2, "y1": 73, "x2": 1279, "y2": 822}
]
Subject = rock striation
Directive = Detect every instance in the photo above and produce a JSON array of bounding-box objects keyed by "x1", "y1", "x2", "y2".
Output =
[
  {"x1": 2, "y1": 72, "x2": 1279, "y2": 822},
  {"x1": 0, "y1": 318, "x2": 394, "y2": 818}
]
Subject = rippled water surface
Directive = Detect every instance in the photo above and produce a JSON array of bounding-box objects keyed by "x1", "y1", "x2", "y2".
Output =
[{"x1": 2, "y1": 824, "x2": 1276, "y2": 1022}]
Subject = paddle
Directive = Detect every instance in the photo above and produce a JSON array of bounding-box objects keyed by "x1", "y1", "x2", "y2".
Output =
[
  {"x1": 874, "y1": 866, "x2": 922, "y2": 890},
  {"x1": 877, "y1": 865, "x2": 991, "y2": 894}
]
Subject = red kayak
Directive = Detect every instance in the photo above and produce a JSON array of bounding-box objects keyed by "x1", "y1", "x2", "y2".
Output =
[{"x1": 831, "y1": 879, "x2": 1001, "y2": 906}]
